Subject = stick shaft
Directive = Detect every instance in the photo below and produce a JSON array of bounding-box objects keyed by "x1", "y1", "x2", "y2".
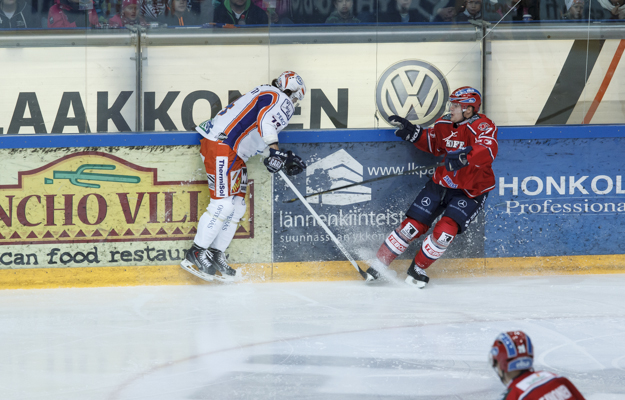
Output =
[
  {"x1": 285, "y1": 162, "x2": 442, "y2": 203},
  {"x1": 278, "y1": 170, "x2": 367, "y2": 279}
]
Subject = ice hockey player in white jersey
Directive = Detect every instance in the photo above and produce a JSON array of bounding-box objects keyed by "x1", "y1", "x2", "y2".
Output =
[{"x1": 181, "y1": 71, "x2": 307, "y2": 282}]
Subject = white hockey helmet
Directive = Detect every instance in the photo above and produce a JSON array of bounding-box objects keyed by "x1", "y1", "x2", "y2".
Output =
[{"x1": 276, "y1": 71, "x2": 306, "y2": 105}]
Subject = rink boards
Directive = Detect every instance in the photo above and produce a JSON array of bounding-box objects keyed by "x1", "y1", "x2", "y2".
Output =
[
  {"x1": 0, "y1": 126, "x2": 624, "y2": 288},
  {"x1": 1, "y1": 38, "x2": 625, "y2": 133}
]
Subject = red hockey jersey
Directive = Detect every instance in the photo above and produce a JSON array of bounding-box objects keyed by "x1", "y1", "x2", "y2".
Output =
[
  {"x1": 501, "y1": 370, "x2": 586, "y2": 400},
  {"x1": 415, "y1": 113, "x2": 498, "y2": 198}
]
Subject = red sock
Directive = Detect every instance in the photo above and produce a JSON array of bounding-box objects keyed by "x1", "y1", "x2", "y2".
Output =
[
  {"x1": 376, "y1": 217, "x2": 427, "y2": 266},
  {"x1": 413, "y1": 247, "x2": 437, "y2": 269},
  {"x1": 413, "y1": 216, "x2": 459, "y2": 269}
]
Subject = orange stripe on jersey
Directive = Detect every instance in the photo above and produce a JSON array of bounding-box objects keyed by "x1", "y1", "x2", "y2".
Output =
[
  {"x1": 256, "y1": 91, "x2": 279, "y2": 138},
  {"x1": 224, "y1": 96, "x2": 260, "y2": 135}
]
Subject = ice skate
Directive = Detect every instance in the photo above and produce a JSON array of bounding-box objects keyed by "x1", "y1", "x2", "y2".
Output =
[
  {"x1": 405, "y1": 260, "x2": 429, "y2": 288},
  {"x1": 180, "y1": 244, "x2": 223, "y2": 283},
  {"x1": 209, "y1": 248, "x2": 239, "y2": 281}
]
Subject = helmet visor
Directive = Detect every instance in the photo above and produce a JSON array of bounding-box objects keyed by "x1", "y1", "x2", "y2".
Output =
[{"x1": 291, "y1": 89, "x2": 305, "y2": 105}]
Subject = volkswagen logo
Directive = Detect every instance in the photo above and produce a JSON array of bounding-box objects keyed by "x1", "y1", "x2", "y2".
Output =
[
  {"x1": 376, "y1": 60, "x2": 450, "y2": 127},
  {"x1": 421, "y1": 197, "x2": 431, "y2": 207}
]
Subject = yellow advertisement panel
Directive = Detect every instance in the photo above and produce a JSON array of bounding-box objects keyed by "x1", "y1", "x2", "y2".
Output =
[{"x1": 0, "y1": 149, "x2": 262, "y2": 270}]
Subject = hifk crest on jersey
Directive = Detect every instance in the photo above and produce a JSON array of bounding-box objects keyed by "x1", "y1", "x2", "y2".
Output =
[{"x1": 443, "y1": 131, "x2": 465, "y2": 149}]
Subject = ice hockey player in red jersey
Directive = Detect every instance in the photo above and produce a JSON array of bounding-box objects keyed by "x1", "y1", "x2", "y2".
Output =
[
  {"x1": 490, "y1": 331, "x2": 586, "y2": 400},
  {"x1": 366, "y1": 86, "x2": 498, "y2": 287}
]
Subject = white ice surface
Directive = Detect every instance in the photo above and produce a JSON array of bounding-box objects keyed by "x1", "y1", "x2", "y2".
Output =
[{"x1": 1, "y1": 275, "x2": 624, "y2": 400}]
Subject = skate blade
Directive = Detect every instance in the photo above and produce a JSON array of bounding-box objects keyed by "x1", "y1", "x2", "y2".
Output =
[
  {"x1": 404, "y1": 276, "x2": 427, "y2": 289},
  {"x1": 214, "y1": 270, "x2": 239, "y2": 283},
  {"x1": 180, "y1": 260, "x2": 220, "y2": 283}
]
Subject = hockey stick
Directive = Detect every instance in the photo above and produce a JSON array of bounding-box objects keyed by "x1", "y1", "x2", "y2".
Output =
[
  {"x1": 283, "y1": 162, "x2": 443, "y2": 204},
  {"x1": 278, "y1": 170, "x2": 369, "y2": 280}
]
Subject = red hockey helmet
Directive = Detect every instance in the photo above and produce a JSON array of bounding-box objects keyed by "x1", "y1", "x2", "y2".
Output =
[
  {"x1": 449, "y1": 86, "x2": 482, "y2": 112},
  {"x1": 490, "y1": 331, "x2": 534, "y2": 373}
]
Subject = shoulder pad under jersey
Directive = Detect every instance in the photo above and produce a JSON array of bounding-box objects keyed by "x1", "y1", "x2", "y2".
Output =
[
  {"x1": 433, "y1": 114, "x2": 453, "y2": 126},
  {"x1": 466, "y1": 114, "x2": 481, "y2": 124}
]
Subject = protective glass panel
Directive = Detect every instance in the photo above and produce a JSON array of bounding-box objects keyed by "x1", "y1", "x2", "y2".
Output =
[
  {"x1": 0, "y1": 27, "x2": 136, "y2": 134},
  {"x1": 0, "y1": 0, "x2": 623, "y2": 132},
  {"x1": 486, "y1": 22, "x2": 625, "y2": 126}
]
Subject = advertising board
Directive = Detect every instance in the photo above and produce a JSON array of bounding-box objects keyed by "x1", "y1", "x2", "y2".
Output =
[
  {"x1": 2, "y1": 131, "x2": 625, "y2": 286},
  {"x1": 487, "y1": 137, "x2": 625, "y2": 258},
  {"x1": 274, "y1": 142, "x2": 485, "y2": 265},
  {"x1": 0, "y1": 146, "x2": 270, "y2": 272}
]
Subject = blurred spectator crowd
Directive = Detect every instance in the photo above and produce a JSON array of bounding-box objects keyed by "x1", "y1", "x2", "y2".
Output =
[{"x1": 0, "y1": 0, "x2": 623, "y2": 29}]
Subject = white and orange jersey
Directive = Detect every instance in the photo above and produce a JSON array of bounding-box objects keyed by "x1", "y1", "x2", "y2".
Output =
[{"x1": 195, "y1": 85, "x2": 294, "y2": 162}]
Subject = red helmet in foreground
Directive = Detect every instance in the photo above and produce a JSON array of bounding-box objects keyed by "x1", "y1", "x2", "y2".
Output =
[
  {"x1": 490, "y1": 331, "x2": 534, "y2": 373},
  {"x1": 449, "y1": 86, "x2": 482, "y2": 112}
]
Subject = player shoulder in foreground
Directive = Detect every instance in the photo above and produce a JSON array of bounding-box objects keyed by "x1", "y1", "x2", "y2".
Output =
[
  {"x1": 490, "y1": 331, "x2": 586, "y2": 400},
  {"x1": 466, "y1": 112, "x2": 498, "y2": 147}
]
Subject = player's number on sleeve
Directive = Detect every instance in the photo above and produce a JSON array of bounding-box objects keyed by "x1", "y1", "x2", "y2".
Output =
[{"x1": 218, "y1": 103, "x2": 235, "y2": 116}]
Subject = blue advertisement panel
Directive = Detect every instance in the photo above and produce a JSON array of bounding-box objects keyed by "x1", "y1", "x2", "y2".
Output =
[
  {"x1": 486, "y1": 137, "x2": 625, "y2": 258},
  {"x1": 275, "y1": 142, "x2": 486, "y2": 263}
]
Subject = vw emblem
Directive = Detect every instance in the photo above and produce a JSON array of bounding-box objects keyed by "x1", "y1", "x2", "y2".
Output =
[
  {"x1": 376, "y1": 60, "x2": 450, "y2": 127},
  {"x1": 458, "y1": 200, "x2": 467, "y2": 208},
  {"x1": 421, "y1": 197, "x2": 431, "y2": 207}
]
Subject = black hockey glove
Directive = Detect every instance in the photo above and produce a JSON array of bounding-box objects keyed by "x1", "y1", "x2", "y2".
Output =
[
  {"x1": 445, "y1": 146, "x2": 472, "y2": 171},
  {"x1": 284, "y1": 151, "x2": 307, "y2": 176},
  {"x1": 389, "y1": 115, "x2": 422, "y2": 143},
  {"x1": 263, "y1": 148, "x2": 289, "y2": 174}
]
